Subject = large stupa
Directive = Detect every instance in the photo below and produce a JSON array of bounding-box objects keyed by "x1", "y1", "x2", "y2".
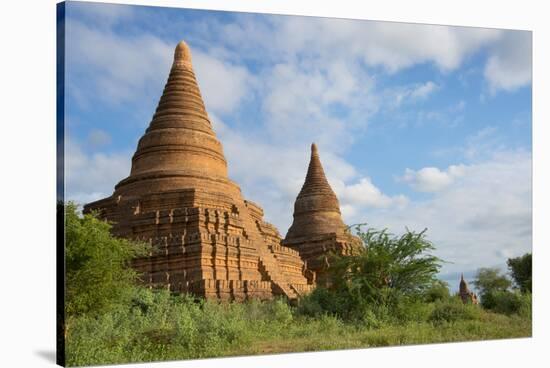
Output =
[
  {"x1": 84, "y1": 41, "x2": 313, "y2": 300},
  {"x1": 283, "y1": 143, "x2": 363, "y2": 282}
]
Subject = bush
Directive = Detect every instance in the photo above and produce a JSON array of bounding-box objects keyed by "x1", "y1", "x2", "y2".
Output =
[
  {"x1": 296, "y1": 287, "x2": 349, "y2": 318},
  {"x1": 423, "y1": 280, "x2": 451, "y2": 303},
  {"x1": 429, "y1": 298, "x2": 481, "y2": 324},
  {"x1": 473, "y1": 268, "x2": 511, "y2": 299},
  {"x1": 64, "y1": 202, "x2": 149, "y2": 317},
  {"x1": 482, "y1": 291, "x2": 531, "y2": 317},
  {"x1": 392, "y1": 297, "x2": 435, "y2": 324},
  {"x1": 299, "y1": 227, "x2": 443, "y2": 323}
]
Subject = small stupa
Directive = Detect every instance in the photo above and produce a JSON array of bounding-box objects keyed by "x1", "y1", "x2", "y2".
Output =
[
  {"x1": 459, "y1": 274, "x2": 479, "y2": 304},
  {"x1": 283, "y1": 143, "x2": 363, "y2": 282},
  {"x1": 85, "y1": 41, "x2": 313, "y2": 300}
]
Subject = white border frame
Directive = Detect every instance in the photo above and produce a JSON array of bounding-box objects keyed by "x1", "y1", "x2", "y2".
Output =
[{"x1": 1, "y1": 1, "x2": 547, "y2": 367}]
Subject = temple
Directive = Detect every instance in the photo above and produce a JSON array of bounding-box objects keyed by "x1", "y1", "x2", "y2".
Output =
[
  {"x1": 458, "y1": 274, "x2": 479, "y2": 304},
  {"x1": 84, "y1": 41, "x2": 314, "y2": 301},
  {"x1": 283, "y1": 143, "x2": 363, "y2": 284}
]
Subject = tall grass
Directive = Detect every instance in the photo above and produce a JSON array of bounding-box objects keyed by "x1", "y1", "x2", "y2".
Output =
[{"x1": 66, "y1": 288, "x2": 531, "y2": 367}]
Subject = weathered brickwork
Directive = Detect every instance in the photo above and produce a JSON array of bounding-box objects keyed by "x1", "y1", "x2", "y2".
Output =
[
  {"x1": 85, "y1": 41, "x2": 314, "y2": 300},
  {"x1": 283, "y1": 144, "x2": 363, "y2": 284}
]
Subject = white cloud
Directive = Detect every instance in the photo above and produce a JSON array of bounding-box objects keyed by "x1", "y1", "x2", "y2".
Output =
[
  {"x1": 63, "y1": 8, "x2": 531, "y2": 281},
  {"x1": 258, "y1": 56, "x2": 378, "y2": 156},
  {"x1": 386, "y1": 81, "x2": 439, "y2": 108},
  {"x1": 66, "y1": 18, "x2": 255, "y2": 115},
  {"x1": 66, "y1": 19, "x2": 172, "y2": 107},
  {"x1": 334, "y1": 177, "x2": 409, "y2": 209},
  {"x1": 272, "y1": 17, "x2": 501, "y2": 73},
  {"x1": 410, "y1": 81, "x2": 438, "y2": 99},
  {"x1": 463, "y1": 126, "x2": 504, "y2": 160},
  {"x1": 356, "y1": 150, "x2": 532, "y2": 278},
  {"x1": 193, "y1": 51, "x2": 256, "y2": 114},
  {"x1": 71, "y1": 2, "x2": 135, "y2": 27},
  {"x1": 205, "y1": 16, "x2": 529, "y2": 95},
  {"x1": 401, "y1": 165, "x2": 466, "y2": 192},
  {"x1": 211, "y1": 114, "x2": 404, "y2": 233},
  {"x1": 484, "y1": 31, "x2": 532, "y2": 93},
  {"x1": 65, "y1": 137, "x2": 131, "y2": 205},
  {"x1": 87, "y1": 129, "x2": 111, "y2": 147}
]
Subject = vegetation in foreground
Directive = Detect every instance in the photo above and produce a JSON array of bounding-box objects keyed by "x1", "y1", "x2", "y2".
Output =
[{"x1": 63, "y1": 203, "x2": 532, "y2": 367}]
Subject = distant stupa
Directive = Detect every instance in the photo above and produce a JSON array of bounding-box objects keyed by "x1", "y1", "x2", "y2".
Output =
[
  {"x1": 85, "y1": 41, "x2": 313, "y2": 300},
  {"x1": 459, "y1": 274, "x2": 479, "y2": 304},
  {"x1": 283, "y1": 143, "x2": 363, "y2": 282}
]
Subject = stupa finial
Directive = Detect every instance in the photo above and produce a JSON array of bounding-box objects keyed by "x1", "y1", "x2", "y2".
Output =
[
  {"x1": 173, "y1": 40, "x2": 192, "y2": 67},
  {"x1": 311, "y1": 143, "x2": 318, "y2": 156}
]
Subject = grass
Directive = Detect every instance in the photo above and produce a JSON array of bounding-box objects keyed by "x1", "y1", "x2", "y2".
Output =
[{"x1": 65, "y1": 289, "x2": 531, "y2": 367}]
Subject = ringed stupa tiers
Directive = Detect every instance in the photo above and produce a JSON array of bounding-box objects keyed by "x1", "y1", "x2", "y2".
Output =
[
  {"x1": 85, "y1": 41, "x2": 313, "y2": 300},
  {"x1": 283, "y1": 143, "x2": 363, "y2": 282}
]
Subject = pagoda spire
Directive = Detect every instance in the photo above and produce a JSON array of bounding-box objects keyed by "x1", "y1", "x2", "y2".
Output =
[
  {"x1": 114, "y1": 40, "x2": 229, "y2": 196},
  {"x1": 299, "y1": 143, "x2": 339, "y2": 200},
  {"x1": 285, "y1": 143, "x2": 346, "y2": 239},
  {"x1": 459, "y1": 273, "x2": 470, "y2": 293}
]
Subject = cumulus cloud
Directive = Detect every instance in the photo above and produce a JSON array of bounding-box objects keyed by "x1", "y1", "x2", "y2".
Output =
[
  {"x1": 333, "y1": 177, "x2": 409, "y2": 209},
  {"x1": 268, "y1": 17, "x2": 502, "y2": 73},
  {"x1": 356, "y1": 150, "x2": 532, "y2": 278},
  {"x1": 192, "y1": 51, "x2": 256, "y2": 114},
  {"x1": 211, "y1": 114, "x2": 379, "y2": 232},
  {"x1": 261, "y1": 60, "x2": 375, "y2": 152},
  {"x1": 66, "y1": 19, "x2": 172, "y2": 106},
  {"x1": 66, "y1": 18, "x2": 255, "y2": 116},
  {"x1": 401, "y1": 165, "x2": 466, "y2": 192},
  {"x1": 484, "y1": 31, "x2": 532, "y2": 93},
  {"x1": 63, "y1": 6, "x2": 531, "y2": 282},
  {"x1": 204, "y1": 16, "x2": 529, "y2": 94},
  {"x1": 65, "y1": 137, "x2": 131, "y2": 205}
]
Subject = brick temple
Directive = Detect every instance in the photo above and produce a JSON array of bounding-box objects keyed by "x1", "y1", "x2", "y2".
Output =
[
  {"x1": 84, "y1": 40, "x2": 361, "y2": 300},
  {"x1": 459, "y1": 274, "x2": 479, "y2": 304},
  {"x1": 283, "y1": 143, "x2": 363, "y2": 284}
]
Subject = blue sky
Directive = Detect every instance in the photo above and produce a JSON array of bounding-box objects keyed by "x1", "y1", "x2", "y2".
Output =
[{"x1": 63, "y1": 1, "x2": 532, "y2": 288}]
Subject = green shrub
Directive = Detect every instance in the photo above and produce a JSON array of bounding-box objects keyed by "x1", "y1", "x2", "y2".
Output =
[
  {"x1": 429, "y1": 299, "x2": 481, "y2": 324},
  {"x1": 483, "y1": 291, "x2": 532, "y2": 317},
  {"x1": 297, "y1": 227, "x2": 443, "y2": 324},
  {"x1": 473, "y1": 267, "x2": 511, "y2": 300},
  {"x1": 296, "y1": 286, "x2": 351, "y2": 319},
  {"x1": 392, "y1": 298, "x2": 435, "y2": 323},
  {"x1": 423, "y1": 280, "x2": 451, "y2": 303},
  {"x1": 64, "y1": 202, "x2": 149, "y2": 317}
]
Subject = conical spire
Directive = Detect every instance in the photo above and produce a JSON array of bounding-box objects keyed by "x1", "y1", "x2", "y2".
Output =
[
  {"x1": 299, "y1": 143, "x2": 339, "y2": 199},
  {"x1": 459, "y1": 273, "x2": 470, "y2": 293},
  {"x1": 114, "y1": 40, "x2": 230, "y2": 196},
  {"x1": 285, "y1": 143, "x2": 346, "y2": 239}
]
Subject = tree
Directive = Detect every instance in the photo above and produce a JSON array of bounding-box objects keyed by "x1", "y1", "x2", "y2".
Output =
[
  {"x1": 507, "y1": 253, "x2": 532, "y2": 293},
  {"x1": 65, "y1": 202, "x2": 149, "y2": 317},
  {"x1": 472, "y1": 267, "x2": 512, "y2": 310},
  {"x1": 472, "y1": 267, "x2": 511, "y2": 296},
  {"x1": 423, "y1": 279, "x2": 451, "y2": 303},
  {"x1": 303, "y1": 226, "x2": 443, "y2": 321}
]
